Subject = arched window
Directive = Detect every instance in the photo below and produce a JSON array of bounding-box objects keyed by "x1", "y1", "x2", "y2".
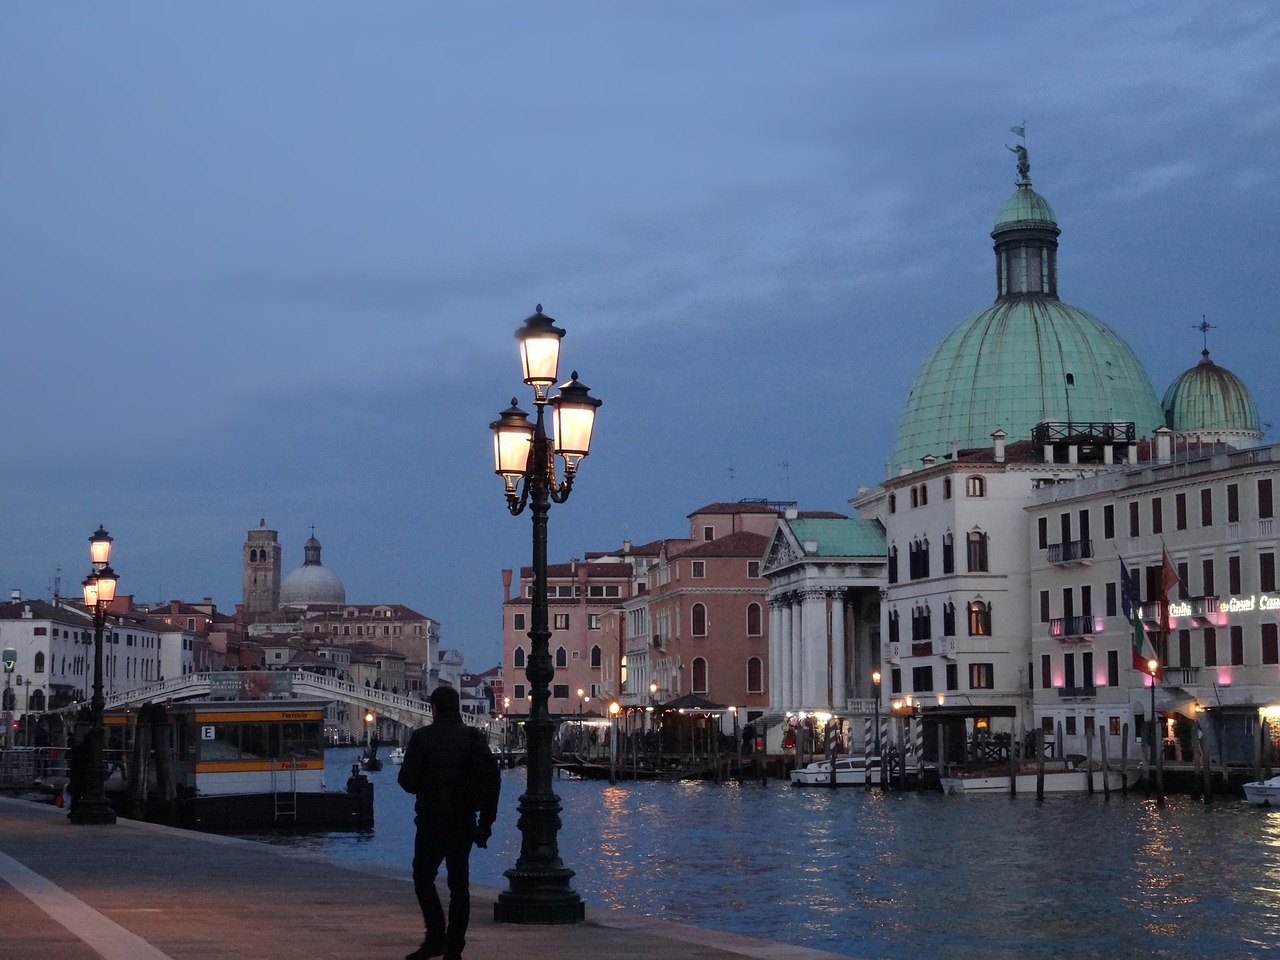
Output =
[
  {"x1": 692, "y1": 603, "x2": 708, "y2": 637},
  {"x1": 968, "y1": 601, "x2": 992, "y2": 636},
  {"x1": 888, "y1": 493, "x2": 897, "y2": 514},
  {"x1": 942, "y1": 532, "x2": 955, "y2": 574},
  {"x1": 888, "y1": 545, "x2": 899, "y2": 584},
  {"x1": 920, "y1": 484, "x2": 928, "y2": 506},
  {"x1": 34, "y1": 652, "x2": 45, "y2": 673},
  {"x1": 910, "y1": 487, "x2": 919, "y2": 508},
  {"x1": 250, "y1": 549, "x2": 258, "y2": 562},
  {"x1": 555, "y1": 646, "x2": 567, "y2": 668},
  {"x1": 746, "y1": 602, "x2": 763, "y2": 636},
  {"x1": 943, "y1": 602, "x2": 956, "y2": 636},
  {"x1": 590, "y1": 644, "x2": 601, "y2": 668},
  {"x1": 943, "y1": 477, "x2": 952, "y2": 500},
  {"x1": 967, "y1": 531, "x2": 989, "y2": 572},
  {"x1": 692, "y1": 657, "x2": 708, "y2": 693},
  {"x1": 888, "y1": 609, "x2": 900, "y2": 643},
  {"x1": 29, "y1": 689, "x2": 45, "y2": 712},
  {"x1": 512, "y1": 646, "x2": 526, "y2": 669},
  {"x1": 966, "y1": 475, "x2": 986, "y2": 498},
  {"x1": 747, "y1": 656, "x2": 763, "y2": 693}
]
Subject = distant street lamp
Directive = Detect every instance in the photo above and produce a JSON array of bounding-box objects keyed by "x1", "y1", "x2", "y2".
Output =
[
  {"x1": 491, "y1": 306, "x2": 599, "y2": 925},
  {"x1": 70, "y1": 526, "x2": 119, "y2": 826},
  {"x1": 871, "y1": 670, "x2": 882, "y2": 792}
]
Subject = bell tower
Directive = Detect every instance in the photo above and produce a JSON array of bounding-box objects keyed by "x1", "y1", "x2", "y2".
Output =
[{"x1": 243, "y1": 519, "x2": 282, "y2": 615}]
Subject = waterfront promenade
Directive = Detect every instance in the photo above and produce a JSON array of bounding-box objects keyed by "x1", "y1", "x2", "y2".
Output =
[{"x1": 0, "y1": 796, "x2": 847, "y2": 960}]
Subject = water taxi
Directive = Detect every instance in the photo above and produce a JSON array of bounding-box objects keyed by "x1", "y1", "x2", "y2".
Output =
[{"x1": 1243, "y1": 775, "x2": 1280, "y2": 806}]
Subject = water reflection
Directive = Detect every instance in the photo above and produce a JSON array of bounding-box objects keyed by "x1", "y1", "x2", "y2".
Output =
[{"x1": 248, "y1": 749, "x2": 1280, "y2": 959}]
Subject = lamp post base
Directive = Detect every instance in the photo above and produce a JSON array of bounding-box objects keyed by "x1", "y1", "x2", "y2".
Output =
[
  {"x1": 68, "y1": 797, "x2": 116, "y2": 825},
  {"x1": 493, "y1": 867, "x2": 585, "y2": 924}
]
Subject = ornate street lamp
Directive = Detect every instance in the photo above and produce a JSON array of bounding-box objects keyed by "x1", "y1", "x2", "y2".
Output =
[
  {"x1": 1147, "y1": 657, "x2": 1164, "y2": 806},
  {"x1": 492, "y1": 305, "x2": 599, "y2": 925},
  {"x1": 70, "y1": 525, "x2": 119, "y2": 825}
]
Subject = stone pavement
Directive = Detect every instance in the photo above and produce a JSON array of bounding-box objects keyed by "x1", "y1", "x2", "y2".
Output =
[{"x1": 0, "y1": 796, "x2": 850, "y2": 960}]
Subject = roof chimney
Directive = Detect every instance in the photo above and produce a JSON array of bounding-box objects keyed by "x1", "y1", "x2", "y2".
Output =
[
  {"x1": 992, "y1": 429, "x2": 1007, "y2": 463},
  {"x1": 784, "y1": 506, "x2": 798, "y2": 520},
  {"x1": 10, "y1": 588, "x2": 19, "y2": 602},
  {"x1": 1155, "y1": 425, "x2": 1173, "y2": 464}
]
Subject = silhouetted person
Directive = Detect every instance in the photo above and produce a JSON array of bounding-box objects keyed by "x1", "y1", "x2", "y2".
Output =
[{"x1": 398, "y1": 685, "x2": 499, "y2": 960}]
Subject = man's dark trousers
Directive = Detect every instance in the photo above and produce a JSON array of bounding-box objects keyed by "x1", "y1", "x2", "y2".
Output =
[{"x1": 413, "y1": 817, "x2": 475, "y2": 958}]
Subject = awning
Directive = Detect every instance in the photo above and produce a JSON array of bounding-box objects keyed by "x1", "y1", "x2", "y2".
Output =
[{"x1": 661, "y1": 692, "x2": 727, "y2": 712}]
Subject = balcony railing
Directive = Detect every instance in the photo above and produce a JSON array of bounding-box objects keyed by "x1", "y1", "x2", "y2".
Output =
[
  {"x1": 1047, "y1": 539, "x2": 1094, "y2": 565},
  {"x1": 1049, "y1": 615, "x2": 1099, "y2": 640},
  {"x1": 1137, "y1": 601, "x2": 1165, "y2": 626},
  {"x1": 1057, "y1": 685, "x2": 1097, "y2": 699}
]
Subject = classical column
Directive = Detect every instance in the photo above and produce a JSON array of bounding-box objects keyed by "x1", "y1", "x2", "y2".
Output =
[
  {"x1": 800, "y1": 590, "x2": 825, "y2": 708},
  {"x1": 790, "y1": 598, "x2": 805, "y2": 709},
  {"x1": 768, "y1": 598, "x2": 785, "y2": 710},
  {"x1": 830, "y1": 590, "x2": 847, "y2": 709}
]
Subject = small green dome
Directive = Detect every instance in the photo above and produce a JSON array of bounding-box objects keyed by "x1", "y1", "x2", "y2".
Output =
[
  {"x1": 995, "y1": 184, "x2": 1058, "y2": 232},
  {"x1": 1162, "y1": 350, "x2": 1261, "y2": 437},
  {"x1": 891, "y1": 298, "x2": 1164, "y2": 466}
]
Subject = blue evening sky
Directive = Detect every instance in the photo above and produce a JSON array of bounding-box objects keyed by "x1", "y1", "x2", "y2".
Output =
[{"x1": 1, "y1": 3, "x2": 1276, "y2": 669}]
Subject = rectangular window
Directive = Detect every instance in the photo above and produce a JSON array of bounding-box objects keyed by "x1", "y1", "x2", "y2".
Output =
[
  {"x1": 1039, "y1": 590, "x2": 1050, "y2": 624},
  {"x1": 553, "y1": 614, "x2": 570, "y2": 630},
  {"x1": 1231, "y1": 625, "x2": 1244, "y2": 666},
  {"x1": 1108, "y1": 650, "x2": 1120, "y2": 687},
  {"x1": 1040, "y1": 654, "x2": 1052, "y2": 690},
  {"x1": 1203, "y1": 559, "x2": 1215, "y2": 597},
  {"x1": 1063, "y1": 652, "x2": 1076, "y2": 690},
  {"x1": 587, "y1": 614, "x2": 602, "y2": 630},
  {"x1": 1082, "y1": 651, "x2": 1094, "y2": 687},
  {"x1": 946, "y1": 662, "x2": 959, "y2": 691},
  {"x1": 1229, "y1": 555, "x2": 1242, "y2": 595},
  {"x1": 969, "y1": 663, "x2": 994, "y2": 689},
  {"x1": 1204, "y1": 628, "x2": 1218, "y2": 667},
  {"x1": 1038, "y1": 517, "x2": 1048, "y2": 550},
  {"x1": 1262, "y1": 553, "x2": 1277, "y2": 593},
  {"x1": 747, "y1": 561, "x2": 760, "y2": 578},
  {"x1": 1065, "y1": 716, "x2": 1077, "y2": 736},
  {"x1": 552, "y1": 684, "x2": 569, "y2": 700},
  {"x1": 703, "y1": 525, "x2": 714, "y2": 541},
  {"x1": 1151, "y1": 498, "x2": 1163, "y2": 534},
  {"x1": 1081, "y1": 585, "x2": 1093, "y2": 618},
  {"x1": 1175, "y1": 492, "x2": 1188, "y2": 530},
  {"x1": 1178, "y1": 630, "x2": 1191, "y2": 668},
  {"x1": 691, "y1": 561, "x2": 705, "y2": 579},
  {"x1": 1261, "y1": 479, "x2": 1274, "y2": 519},
  {"x1": 1263, "y1": 624, "x2": 1279, "y2": 665},
  {"x1": 1105, "y1": 581, "x2": 1118, "y2": 617},
  {"x1": 890, "y1": 668, "x2": 902, "y2": 694},
  {"x1": 1128, "y1": 502, "x2": 1140, "y2": 538},
  {"x1": 912, "y1": 665, "x2": 934, "y2": 692},
  {"x1": 1201, "y1": 488, "x2": 1213, "y2": 527},
  {"x1": 1177, "y1": 563, "x2": 1189, "y2": 600},
  {"x1": 1103, "y1": 504, "x2": 1115, "y2": 540},
  {"x1": 1227, "y1": 483, "x2": 1240, "y2": 523}
]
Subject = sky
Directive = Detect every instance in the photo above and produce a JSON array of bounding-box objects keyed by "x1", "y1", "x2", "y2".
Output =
[{"x1": 2, "y1": 3, "x2": 1277, "y2": 670}]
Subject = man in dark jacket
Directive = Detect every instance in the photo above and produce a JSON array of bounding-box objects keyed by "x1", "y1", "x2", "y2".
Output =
[{"x1": 398, "y1": 685, "x2": 501, "y2": 960}]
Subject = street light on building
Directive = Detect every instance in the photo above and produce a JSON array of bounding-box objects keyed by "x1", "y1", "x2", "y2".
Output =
[
  {"x1": 490, "y1": 305, "x2": 599, "y2": 925},
  {"x1": 70, "y1": 525, "x2": 118, "y2": 826}
]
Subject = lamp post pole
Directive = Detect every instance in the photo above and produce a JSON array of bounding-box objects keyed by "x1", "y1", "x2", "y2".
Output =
[
  {"x1": 871, "y1": 670, "x2": 882, "y2": 791},
  {"x1": 608, "y1": 701, "x2": 620, "y2": 784},
  {"x1": 70, "y1": 526, "x2": 118, "y2": 826},
  {"x1": 1148, "y1": 657, "x2": 1164, "y2": 806},
  {"x1": 491, "y1": 306, "x2": 599, "y2": 925}
]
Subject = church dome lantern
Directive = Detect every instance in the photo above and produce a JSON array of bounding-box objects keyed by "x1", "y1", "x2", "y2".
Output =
[{"x1": 279, "y1": 533, "x2": 346, "y2": 607}]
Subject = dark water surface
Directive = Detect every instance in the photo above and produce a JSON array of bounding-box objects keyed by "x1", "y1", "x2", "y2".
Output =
[{"x1": 250, "y1": 748, "x2": 1280, "y2": 958}]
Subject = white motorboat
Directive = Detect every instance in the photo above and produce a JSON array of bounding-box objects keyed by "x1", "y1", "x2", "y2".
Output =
[
  {"x1": 1243, "y1": 776, "x2": 1280, "y2": 805},
  {"x1": 387, "y1": 747, "x2": 406, "y2": 765},
  {"x1": 940, "y1": 758, "x2": 1126, "y2": 795},
  {"x1": 789, "y1": 756, "x2": 881, "y2": 786}
]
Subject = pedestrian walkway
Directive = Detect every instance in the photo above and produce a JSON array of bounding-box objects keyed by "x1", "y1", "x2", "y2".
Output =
[{"x1": 0, "y1": 796, "x2": 849, "y2": 960}]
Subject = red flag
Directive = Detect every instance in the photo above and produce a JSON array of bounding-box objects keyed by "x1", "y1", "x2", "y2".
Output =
[{"x1": 1161, "y1": 548, "x2": 1180, "y2": 601}]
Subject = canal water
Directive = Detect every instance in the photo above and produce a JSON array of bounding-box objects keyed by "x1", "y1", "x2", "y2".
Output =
[{"x1": 249, "y1": 748, "x2": 1280, "y2": 959}]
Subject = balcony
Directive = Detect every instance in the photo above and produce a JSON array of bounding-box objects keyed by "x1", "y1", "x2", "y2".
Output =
[
  {"x1": 1057, "y1": 685, "x2": 1097, "y2": 699},
  {"x1": 1137, "y1": 601, "x2": 1165, "y2": 627},
  {"x1": 1190, "y1": 596, "x2": 1224, "y2": 626},
  {"x1": 1047, "y1": 539, "x2": 1094, "y2": 565},
  {"x1": 1048, "y1": 615, "x2": 1099, "y2": 641}
]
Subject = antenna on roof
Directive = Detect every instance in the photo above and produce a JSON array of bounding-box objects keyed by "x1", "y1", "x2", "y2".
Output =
[{"x1": 778, "y1": 461, "x2": 791, "y2": 502}]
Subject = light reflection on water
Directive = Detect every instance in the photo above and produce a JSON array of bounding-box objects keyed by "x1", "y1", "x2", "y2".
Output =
[{"x1": 247, "y1": 749, "x2": 1280, "y2": 959}]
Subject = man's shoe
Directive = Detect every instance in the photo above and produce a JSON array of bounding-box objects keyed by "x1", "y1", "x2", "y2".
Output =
[{"x1": 405, "y1": 938, "x2": 446, "y2": 960}]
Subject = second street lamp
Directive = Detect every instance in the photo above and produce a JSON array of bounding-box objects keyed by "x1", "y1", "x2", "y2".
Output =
[
  {"x1": 492, "y1": 305, "x2": 599, "y2": 925},
  {"x1": 70, "y1": 525, "x2": 119, "y2": 826}
]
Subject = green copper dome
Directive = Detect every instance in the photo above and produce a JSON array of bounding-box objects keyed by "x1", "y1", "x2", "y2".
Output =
[
  {"x1": 890, "y1": 152, "x2": 1164, "y2": 468},
  {"x1": 1162, "y1": 349, "x2": 1261, "y2": 438}
]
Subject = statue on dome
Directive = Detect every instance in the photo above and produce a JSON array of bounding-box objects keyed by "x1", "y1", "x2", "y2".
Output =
[{"x1": 1008, "y1": 143, "x2": 1030, "y2": 182}]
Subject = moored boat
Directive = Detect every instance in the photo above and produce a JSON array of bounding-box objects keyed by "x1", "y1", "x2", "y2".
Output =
[
  {"x1": 789, "y1": 757, "x2": 882, "y2": 786},
  {"x1": 387, "y1": 746, "x2": 406, "y2": 765},
  {"x1": 1243, "y1": 776, "x2": 1280, "y2": 806},
  {"x1": 940, "y1": 758, "x2": 1126, "y2": 795}
]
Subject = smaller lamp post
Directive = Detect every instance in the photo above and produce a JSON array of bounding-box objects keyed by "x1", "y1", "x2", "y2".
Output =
[
  {"x1": 2, "y1": 648, "x2": 14, "y2": 749},
  {"x1": 871, "y1": 670, "x2": 883, "y2": 791},
  {"x1": 70, "y1": 526, "x2": 119, "y2": 825},
  {"x1": 729, "y1": 705, "x2": 739, "y2": 779},
  {"x1": 649, "y1": 681, "x2": 662, "y2": 764},
  {"x1": 608, "y1": 701, "x2": 620, "y2": 784},
  {"x1": 1148, "y1": 657, "x2": 1163, "y2": 805}
]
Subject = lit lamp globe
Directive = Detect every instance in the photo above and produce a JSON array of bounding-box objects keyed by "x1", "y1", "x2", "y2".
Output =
[
  {"x1": 516, "y1": 306, "x2": 565, "y2": 401},
  {"x1": 89, "y1": 526, "x2": 113, "y2": 570},
  {"x1": 490, "y1": 401, "x2": 534, "y2": 483},
  {"x1": 549, "y1": 374, "x2": 601, "y2": 468}
]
